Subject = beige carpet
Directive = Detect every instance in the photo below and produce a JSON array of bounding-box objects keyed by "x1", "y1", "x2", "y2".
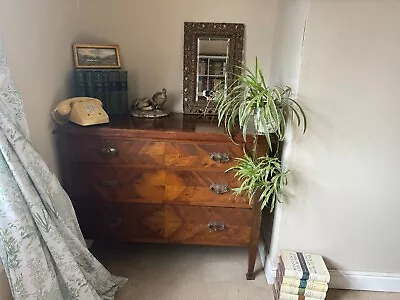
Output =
[{"x1": 91, "y1": 242, "x2": 398, "y2": 300}]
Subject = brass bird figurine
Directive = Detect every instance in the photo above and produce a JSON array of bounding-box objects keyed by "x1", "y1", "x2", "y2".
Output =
[
  {"x1": 151, "y1": 88, "x2": 167, "y2": 110},
  {"x1": 135, "y1": 97, "x2": 154, "y2": 111},
  {"x1": 131, "y1": 88, "x2": 169, "y2": 118}
]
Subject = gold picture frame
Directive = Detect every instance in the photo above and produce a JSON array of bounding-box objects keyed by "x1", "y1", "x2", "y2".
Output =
[{"x1": 73, "y1": 44, "x2": 121, "y2": 68}]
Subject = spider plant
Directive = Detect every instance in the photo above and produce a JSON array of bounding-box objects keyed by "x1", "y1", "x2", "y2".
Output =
[
  {"x1": 214, "y1": 58, "x2": 307, "y2": 151},
  {"x1": 214, "y1": 58, "x2": 307, "y2": 211},
  {"x1": 228, "y1": 152, "x2": 287, "y2": 212}
]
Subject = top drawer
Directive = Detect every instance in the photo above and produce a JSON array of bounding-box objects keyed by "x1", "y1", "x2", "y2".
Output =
[
  {"x1": 65, "y1": 138, "x2": 165, "y2": 166},
  {"x1": 61, "y1": 137, "x2": 247, "y2": 168}
]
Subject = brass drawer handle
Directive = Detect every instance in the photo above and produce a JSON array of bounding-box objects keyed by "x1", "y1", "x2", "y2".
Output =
[
  {"x1": 210, "y1": 152, "x2": 231, "y2": 163},
  {"x1": 210, "y1": 183, "x2": 229, "y2": 194},
  {"x1": 208, "y1": 221, "x2": 225, "y2": 231},
  {"x1": 100, "y1": 147, "x2": 119, "y2": 157},
  {"x1": 100, "y1": 180, "x2": 119, "y2": 188}
]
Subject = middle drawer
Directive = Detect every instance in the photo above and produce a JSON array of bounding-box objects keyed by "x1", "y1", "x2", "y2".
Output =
[{"x1": 71, "y1": 165, "x2": 250, "y2": 208}]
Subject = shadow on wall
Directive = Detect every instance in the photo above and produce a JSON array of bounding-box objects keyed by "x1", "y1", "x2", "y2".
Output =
[{"x1": 261, "y1": 208, "x2": 275, "y2": 256}]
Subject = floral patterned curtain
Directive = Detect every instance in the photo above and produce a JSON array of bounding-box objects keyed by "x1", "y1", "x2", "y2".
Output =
[{"x1": 0, "y1": 38, "x2": 127, "y2": 299}]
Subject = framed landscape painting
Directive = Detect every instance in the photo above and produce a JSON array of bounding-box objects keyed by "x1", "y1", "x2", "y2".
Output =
[{"x1": 73, "y1": 44, "x2": 121, "y2": 68}]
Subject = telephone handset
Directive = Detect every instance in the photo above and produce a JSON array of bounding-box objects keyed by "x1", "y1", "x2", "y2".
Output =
[{"x1": 51, "y1": 97, "x2": 109, "y2": 126}]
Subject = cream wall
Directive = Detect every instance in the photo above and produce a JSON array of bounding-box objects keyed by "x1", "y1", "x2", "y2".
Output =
[
  {"x1": 0, "y1": 0, "x2": 80, "y2": 172},
  {"x1": 271, "y1": 0, "x2": 400, "y2": 274},
  {"x1": 77, "y1": 0, "x2": 279, "y2": 112}
]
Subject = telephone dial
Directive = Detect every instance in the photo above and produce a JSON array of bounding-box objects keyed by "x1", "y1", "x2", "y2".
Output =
[{"x1": 51, "y1": 97, "x2": 109, "y2": 126}]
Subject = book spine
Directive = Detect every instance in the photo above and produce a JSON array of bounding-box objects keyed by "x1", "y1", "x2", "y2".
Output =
[
  {"x1": 278, "y1": 292, "x2": 321, "y2": 300},
  {"x1": 84, "y1": 70, "x2": 96, "y2": 99},
  {"x1": 278, "y1": 266, "x2": 328, "y2": 292},
  {"x1": 93, "y1": 70, "x2": 107, "y2": 111},
  {"x1": 280, "y1": 257, "x2": 304, "y2": 280},
  {"x1": 280, "y1": 256, "x2": 330, "y2": 283},
  {"x1": 103, "y1": 71, "x2": 111, "y2": 115},
  {"x1": 281, "y1": 278, "x2": 328, "y2": 292},
  {"x1": 303, "y1": 282, "x2": 328, "y2": 292},
  {"x1": 75, "y1": 69, "x2": 86, "y2": 96},
  {"x1": 118, "y1": 70, "x2": 128, "y2": 114},
  {"x1": 280, "y1": 285, "x2": 326, "y2": 299},
  {"x1": 108, "y1": 70, "x2": 119, "y2": 115},
  {"x1": 308, "y1": 273, "x2": 330, "y2": 283}
]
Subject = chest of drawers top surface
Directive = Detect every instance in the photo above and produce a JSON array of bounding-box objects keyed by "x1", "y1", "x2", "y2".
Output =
[{"x1": 53, "y1": 112, "x2": 258, "y2": 142}]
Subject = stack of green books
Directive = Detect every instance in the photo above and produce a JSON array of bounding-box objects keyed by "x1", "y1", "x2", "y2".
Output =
[
  {"x1": 74, "y1": 69, "x2": 128, "y2": 115},
  {"x1": 273, "y1": 251, "x2": 330, "y2": 300}
]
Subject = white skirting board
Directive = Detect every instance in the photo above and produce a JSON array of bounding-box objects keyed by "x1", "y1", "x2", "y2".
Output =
[
  {"x1": 328, "y1": 270, "x2": 400, "y2": 293},
  {"x1": 258, "y1": 240, "x2": 400, "y2": 293}
]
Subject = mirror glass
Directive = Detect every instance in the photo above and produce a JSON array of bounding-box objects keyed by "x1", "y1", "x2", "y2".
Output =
[
  {"x1": 197, "y1": 38, "x2": 230, "y2": 102},
  {"x1": 183, "y1": 22, "x2": 244, "y2": 115}
]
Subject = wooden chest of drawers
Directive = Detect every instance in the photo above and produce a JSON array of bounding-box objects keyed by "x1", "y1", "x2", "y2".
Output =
[{"x1": 54, "y1": 113, "x2": 268, "y2": 280}]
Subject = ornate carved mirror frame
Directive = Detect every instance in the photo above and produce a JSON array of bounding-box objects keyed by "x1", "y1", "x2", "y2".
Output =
[{"x1": 183, "y1": 22, "x2": 245, "y2": 115}]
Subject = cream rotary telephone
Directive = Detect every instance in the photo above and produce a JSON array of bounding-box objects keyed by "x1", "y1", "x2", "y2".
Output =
[{"x1": 51, "y1": 97, "x2": 109, "y2": 126}]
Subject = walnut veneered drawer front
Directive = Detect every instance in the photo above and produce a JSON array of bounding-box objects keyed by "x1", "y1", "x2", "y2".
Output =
[
  {"x1": 64, "y1": 137, "x2": 246, "y2": 170},
  {"x1": 70, "y1": 165, "x2": 249, "y2": 207},
  {"x1": 165, "y1": 142, "x2": 242, "y2": 169},
  {"x1": 164, "y1": 205, "x2": 252, "y2": 246},
  {"x1": 77, "y1": 202, "x2": 251, "y2": 246},
  {"x1": 76, "y1": 202, "x2": 165, "y2": 242},
  {"x1": 71, "y1": 165, "x2": 165, "y2": 203},
  {"x1": 66, "y1": 138, "x2": 165, "y2": 166},
  {"x1": 164, "y1": 170, "x2": 250, "y2": 208}
]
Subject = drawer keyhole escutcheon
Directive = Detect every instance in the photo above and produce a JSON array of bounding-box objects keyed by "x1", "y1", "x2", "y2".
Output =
[
  {"x1": 210, "y1": 152, "x2": 231, "y2": 163},
  {"x1": 100, "y1": 147, "x2": 119, "y2": 157},
  {"x1": 100, "y1": 180, "x2": 119, "y2": 188},
  {"x1": 104, "y1": 218, "x2": 122, "y2": 228},
  {"x1": 209, "y1": 183, "x2": 229, "y2": 194},
  {"x1": 208, "y1": 221, "x2": 225, "y2": 231}
]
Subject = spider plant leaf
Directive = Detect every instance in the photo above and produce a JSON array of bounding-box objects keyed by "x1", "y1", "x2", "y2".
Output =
[
  {"x1": 272, "y1": 175, "x2": 281, "y2": 196},
  {"x1": 285, "y1": 98, "x2": 307, "y2": 133},
  {"x1": 287, "y1": 103, "x2": 301, "y2": 128},
  {"x1": 291, "y1": 99, "x2": 307, "y2": 134},
  {"x1": 241, "y1": 110, "x2": 252, "y2": 142},
  {"x1": 269, "y1": 95, "x2": 281, "y2": 137},
  {"x1": 278, "y1": 108, "x2": 286, "y2": 139},
  {"x1": 264, "y1": 184, "x2": 275, "y2": 206},
  {"x1": 259, "y1": 67, "x2": 268, "y2": 90},
  {"x1": 269, "y1": 193, "x2": 276, "y2": 212},
  {"x1": 238, "y1": 100, "x2": 247, "y2": 126},
  {"x1": 259, "y1": 109, "x2": 270, "y2": 140}
]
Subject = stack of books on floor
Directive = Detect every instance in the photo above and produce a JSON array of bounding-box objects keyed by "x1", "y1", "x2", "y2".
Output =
[
  {"x1": 273, "y1": 250, "x2": 330, "y2": 300},
  {"x1": 74, "y1": 69, "x2": 129, "y2": 115}
]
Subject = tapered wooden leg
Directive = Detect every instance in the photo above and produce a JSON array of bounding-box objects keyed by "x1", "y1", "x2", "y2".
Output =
[
  {"x1": 246, "y1": 194, "x2": 262, "y2": 280},
  {"x1": 246, "y1": 245, "x2": 258, "y2": 280}
]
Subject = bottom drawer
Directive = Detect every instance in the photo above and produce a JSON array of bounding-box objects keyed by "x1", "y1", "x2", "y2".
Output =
[
  {"x1": 165, "y1": 205, "x2": 252, "y2": 246},
  {"x1": 76, "y1": 201, "x2": 253, "y2": 246}
]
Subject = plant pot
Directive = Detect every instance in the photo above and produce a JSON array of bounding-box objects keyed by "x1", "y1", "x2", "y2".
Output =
[{"x1": 255, "y1": 110, "x2": 278, "y2": 135}]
